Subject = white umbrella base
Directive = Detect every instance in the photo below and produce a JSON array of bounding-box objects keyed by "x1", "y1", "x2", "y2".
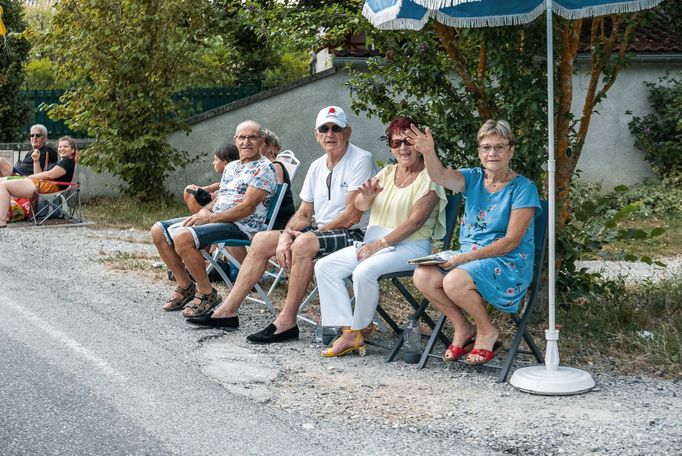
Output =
[{"x1": 510, "y1": 365, "x2": 595, "y2": 395}]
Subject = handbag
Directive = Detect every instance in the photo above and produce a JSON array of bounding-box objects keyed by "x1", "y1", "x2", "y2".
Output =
[{"x1": 186, "y1": 187, "x2": 212, "y2": 206}]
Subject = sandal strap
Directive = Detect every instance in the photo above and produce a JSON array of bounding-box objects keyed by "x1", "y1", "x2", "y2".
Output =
[{"x1": 174, "y1": 283, "x2": 195, "y2": 297}]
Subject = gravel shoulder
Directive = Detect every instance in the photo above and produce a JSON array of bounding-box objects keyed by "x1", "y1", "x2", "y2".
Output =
[{"x1": 1, "y1": 225, "x2": 680, "y2": 455}]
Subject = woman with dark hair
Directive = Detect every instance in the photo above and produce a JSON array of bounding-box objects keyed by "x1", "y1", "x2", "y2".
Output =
[
  {"x1": 183, "y1": 143, "x2": 239, "y2": 214},
  {"x1": 314, "y1": 116, "x2": 447, "y2": 357},
  {"x1": 0, "y1": 135, "x2": 77, "y2": 228}
]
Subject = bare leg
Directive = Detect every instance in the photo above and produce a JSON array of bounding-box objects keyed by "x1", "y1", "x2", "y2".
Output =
[
  {"x1": 174, "y1": 230, "x2": 213, "y2": 297},
  {"x1": 272, "y1": 232, "x2": 320, "y2": 333},
  {"x1": 441, "y1": 269, "x2": 499, "y2": 363},
  {"x1": 151, "y1": 224, "x2": 193, "y2": 298},
  {"x1": 0, "y1": 180, "x2": 37, "y2": 226},
  {"x1": 210, "y1": 230, "x2": 279, "y2": 318},
  {"x1": 227, "y1": 246, "x2": 247, "y2": 265},
  {"x1": 0, "y1": 159, "x2": 14, "y2": 177},
  {"x1": 413, "y1": 265, "x2": 477, "y2": 348}
]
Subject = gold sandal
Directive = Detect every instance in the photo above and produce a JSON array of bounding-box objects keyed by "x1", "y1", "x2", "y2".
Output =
[
  {"x1": 162, "y1": 283, "x2": 196, "y2": 311},
  {"x1": 320, "y1": 329, "x2": 366, "y2": 358}
]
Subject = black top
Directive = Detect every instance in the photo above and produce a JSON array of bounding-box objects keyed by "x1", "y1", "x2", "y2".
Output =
[
  {"x1": 14, "y1": 145, "x2": 58, "y2": 175},
  {"x1": 272, "y1": 160, "x2": 296, "y2": 230},
  {"x1": 48, "y1": 158, "x2": 76, "y2": 189}
]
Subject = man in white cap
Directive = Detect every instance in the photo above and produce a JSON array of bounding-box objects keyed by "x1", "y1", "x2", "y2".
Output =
[{"x1": 187, "y1": 106, "x2": 378, "y2": 344}]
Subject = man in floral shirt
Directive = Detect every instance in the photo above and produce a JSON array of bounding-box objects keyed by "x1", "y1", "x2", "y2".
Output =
[{"x1": 151, "y1": 120, "x2": 276, "y2": 318}]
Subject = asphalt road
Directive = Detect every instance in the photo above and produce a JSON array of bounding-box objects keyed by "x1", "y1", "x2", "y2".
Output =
[{"x1": 0, "y1": 228, "x2": 494, "y2": 456}]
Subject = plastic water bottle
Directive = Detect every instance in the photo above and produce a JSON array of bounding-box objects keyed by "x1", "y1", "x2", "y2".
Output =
[
  {"x1": 314, "y1": 325, "x2": 338, "y2": 345},
  {"x1": 403, "y1": 316, "x2": 422, "y2": 364}
]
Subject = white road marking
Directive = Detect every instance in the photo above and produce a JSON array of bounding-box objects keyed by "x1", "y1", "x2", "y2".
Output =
[{"x1": 0, "y1": 296, "x2": 127, "y2": 382}]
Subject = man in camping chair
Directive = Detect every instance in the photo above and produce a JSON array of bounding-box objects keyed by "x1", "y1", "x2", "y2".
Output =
[
  {"x1": 0, "y1": 124, "x2": 57, "y2": 177},
  {"x1": 151, "y1": 120, "x2": 277, "y2": 317},
  {"x1": 186, "y1": 106, "x2": 378, "y2": 344}
]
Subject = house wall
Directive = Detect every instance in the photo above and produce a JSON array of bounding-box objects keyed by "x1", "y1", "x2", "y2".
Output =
[
  {"x1": 572, "y1": 59, "x2": 682, "y2": 188},
  {"x1": 164, "y1": 69, "x2": 391, "y2": 201}
]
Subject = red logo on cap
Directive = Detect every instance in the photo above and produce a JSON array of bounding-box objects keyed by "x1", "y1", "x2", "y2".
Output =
[{"x1": 328, "y1": 107, "x2": 336, "y2": 114}]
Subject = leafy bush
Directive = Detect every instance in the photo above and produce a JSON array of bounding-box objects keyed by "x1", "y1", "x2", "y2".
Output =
[
  {"x1": 606, "y1": 180, "x2": 682, "y2": 218},
  {"x1": 558, "y1": 183, "x2": 665, "y2": 300},
  {"x1": 0, "y1": 0, "x2": 32, "y2": 142},
  {"x1": 555, "y1": 273, "x2": 681, "y2": 377},
  {"x1": 262, "y1": 50, "x2": 310, "y2": 89},
  {"x1": 23, "y1": 57, "x2": 59, "y2": 89},
  {"x1": 628, "y1": 74, "x2": 682, "y2": 184}
]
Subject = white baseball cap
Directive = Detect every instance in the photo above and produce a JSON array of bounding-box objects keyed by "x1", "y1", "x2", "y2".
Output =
[{"x1": 315, "y1": 106, "x2": 348, "y2": 129}]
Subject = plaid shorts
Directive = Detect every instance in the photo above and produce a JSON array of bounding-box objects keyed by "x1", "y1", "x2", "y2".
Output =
[{"x1": 312, "y1": 228, "x2": 366, "y2": 259}]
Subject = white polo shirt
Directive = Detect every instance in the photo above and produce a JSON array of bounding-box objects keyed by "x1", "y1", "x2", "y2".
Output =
[{"x1": 300, "y1": 142, "x2": 377, "y2": 229}]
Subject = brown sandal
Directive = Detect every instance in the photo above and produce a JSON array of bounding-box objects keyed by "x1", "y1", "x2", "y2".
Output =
[
  {"x1": 162, "y1": 283, "x2": 196, "y2": 311},
  {"x1": 182, "y1": 288, "x2": 222, "y2": 318}
]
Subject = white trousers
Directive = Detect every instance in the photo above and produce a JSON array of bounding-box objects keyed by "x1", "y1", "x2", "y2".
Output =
[{"x1": 315, "y1": 226, "x2": 431, "y2": 329}]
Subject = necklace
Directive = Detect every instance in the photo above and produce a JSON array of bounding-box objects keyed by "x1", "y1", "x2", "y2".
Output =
[
  {"x1": 395, "y1": 167, "x2": 415, "y2": 187},
  {"x1": 485, "y1": 169, "x2": 512, "y2": 191}
]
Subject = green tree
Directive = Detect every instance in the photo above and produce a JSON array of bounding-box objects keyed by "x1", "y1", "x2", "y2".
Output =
[
  {"x1": 0, "y1": 0, "x2": 32, "y2": 142},
  {"x1": 245, "y1": 2, "x2": 668, "y2": 228},
  {"x1": 47, "y1": 0, "x2": 219, "y2": 200}
]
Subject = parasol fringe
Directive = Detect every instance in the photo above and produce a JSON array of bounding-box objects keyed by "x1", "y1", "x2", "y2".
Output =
[
  {"x1": 553, "y1": 0, "x2": 664, "y2": 20},
  {"x1": 362, "y1": 2, "x2": 428, "y2": 30},
  {"x1": 431, "y1": 2, "x2": 546, "y2": 28},
  {"x1": 411, "y1": 0, "x2": 480, "y2": 10}
]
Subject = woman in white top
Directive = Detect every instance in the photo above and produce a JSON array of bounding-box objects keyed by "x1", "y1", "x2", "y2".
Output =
[{"x1": 314, "y1": 116, "x2": 447, "y2": 357}]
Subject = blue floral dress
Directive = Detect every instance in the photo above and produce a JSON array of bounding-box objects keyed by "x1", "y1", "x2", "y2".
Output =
[{"x1": 454, "y1": 168, "x2": 541, "y2": 312}]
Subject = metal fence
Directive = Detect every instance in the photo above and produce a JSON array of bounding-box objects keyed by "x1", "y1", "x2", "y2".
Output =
[{"x1": 22, "y1": 84, "x2": 262, "y2": 138}]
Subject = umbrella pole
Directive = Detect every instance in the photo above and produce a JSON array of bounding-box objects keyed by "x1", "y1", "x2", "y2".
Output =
[{"x1": 510, "y1": 0, "x2": 594, "y2": 395}]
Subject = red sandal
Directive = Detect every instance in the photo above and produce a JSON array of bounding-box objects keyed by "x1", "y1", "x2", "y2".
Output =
[
  {"x1": 463, "y1": 341, "x2": 503, "y2": 366},
  {"x1": 442, "y1": 337, "x2": 475, "y2": 362}
]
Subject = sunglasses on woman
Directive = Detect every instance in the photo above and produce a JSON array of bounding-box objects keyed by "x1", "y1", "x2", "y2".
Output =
[
  {"x1": 389, "y1": 139, "x2": 412, "y2": 148},
  {"x1": 317, "y1": 124, "x2": 344, "y2": 133}
]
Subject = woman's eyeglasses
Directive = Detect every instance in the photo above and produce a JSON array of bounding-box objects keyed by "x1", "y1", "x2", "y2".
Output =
[
  {"x1": 317, "y1": 124, "x2": 343, "y2": 134},
  {"x1": 478, "y1": 144, "x2": 510, "y2": 154},
  {"x1": 389, "y1": 139, "x2": 412, "y2": 149}
]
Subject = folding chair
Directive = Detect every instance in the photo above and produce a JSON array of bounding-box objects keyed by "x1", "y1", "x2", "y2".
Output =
[
  {"x1": 201, "y1": 183, "x2": 288, "y2": 312},
  {"x1": 418, "y1": 200, "x2": 549, "y2": 383},
  {"x1": 375, "y1": 193, "x2": 462, "y2": 362},
  {"x1": 275, "y1": 150, "x2": 301, "y2": 181},
  {"x1": 32, "y1": 150, "x2": 82, "y2": 225}
]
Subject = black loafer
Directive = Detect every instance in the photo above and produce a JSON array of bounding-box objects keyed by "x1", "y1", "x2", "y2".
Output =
[
  {"x1": 186, "y1": 312, "x2": 239, "y2": 330},
  {"x1": 246, "y1": 323, "x2": 299, "y2": 344}
]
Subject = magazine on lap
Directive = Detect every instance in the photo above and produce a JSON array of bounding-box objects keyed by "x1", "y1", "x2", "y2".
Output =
[{"x1": 408, "y1": 250, "x2": 456, "y2": 265}]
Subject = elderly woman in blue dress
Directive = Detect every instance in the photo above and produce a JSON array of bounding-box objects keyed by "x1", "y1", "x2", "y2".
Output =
[{"x1": 406, "y1": 119, "x2": 541, "y2": 365}]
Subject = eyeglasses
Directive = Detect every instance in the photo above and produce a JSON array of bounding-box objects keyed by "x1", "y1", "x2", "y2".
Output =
[
  {"x1": 478, "y1": 144, "x2": 510, "y2": 154},
  {"x1": 234, "y1": 135, "x2": 261, "y2": 143},
  {"x1": 389, "y1": 139, "x2": 412, "y2": 149},
  {"x1": 317, "y1": 124, "x2": 343, "y2": 134},
  {"x1": 30, "y1": 134, "x2": 44, "y2": 138}
]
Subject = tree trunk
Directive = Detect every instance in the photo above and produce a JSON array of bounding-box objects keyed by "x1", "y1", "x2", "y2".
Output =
[{"x1": 555, "y1": 20, "x2": 581, "y2": 230}]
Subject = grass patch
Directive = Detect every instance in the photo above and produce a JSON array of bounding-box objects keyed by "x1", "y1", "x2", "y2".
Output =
[
  {"x1": 84, "y1": 196, "x2": 187, "y2": 230},
  {"x1": 98, "y1": 250, "x2": 162, "y2": 272},
  {"x1": 552, "y1": 275, "x2": 682, "y2": 378},
  {"x1": 605, "y1": 214, "x2": 682, "y2": 258}
]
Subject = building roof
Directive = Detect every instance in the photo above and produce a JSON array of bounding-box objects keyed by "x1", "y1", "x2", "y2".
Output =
[{"x1": 578, "y1": 11, "x2": 682, "y2": 53}]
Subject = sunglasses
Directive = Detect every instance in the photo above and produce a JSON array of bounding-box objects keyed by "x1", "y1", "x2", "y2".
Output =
[
  {"x1": 317, "y1": 124, "x2": 343, "y2": 134},
  {"x1": 30, "y1": 134, "x2": 44, "y2": 138},
  {"x1": 389, "y1": 139, "x2": 412, "y2": 148}
]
